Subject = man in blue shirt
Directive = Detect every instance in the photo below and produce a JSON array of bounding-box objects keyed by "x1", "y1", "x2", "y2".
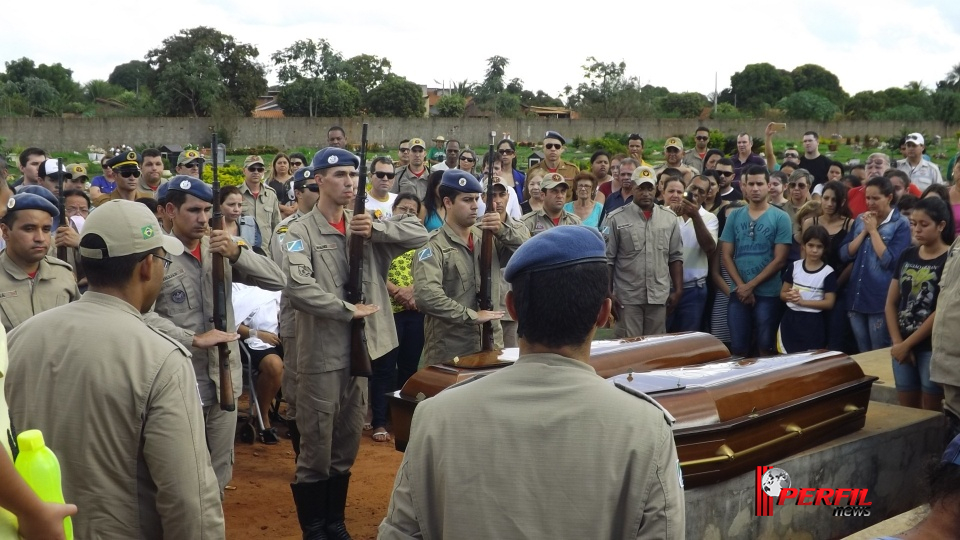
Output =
[{"x1": 602, "y1": 158, "x2": 638, "y2": 215}]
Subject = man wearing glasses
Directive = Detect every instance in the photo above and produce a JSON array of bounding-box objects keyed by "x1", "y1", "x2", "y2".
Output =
[
  {"x1": 396, "y1": 140, "x2": 411, "y2": 169},
  {"x1": 239, "y1": 155, "x2": 282, "y2": 252},
  {"x1": 367, "y1": 156, "x2": 398, "y2": 219},
  {"x1": 525, "y1": 131, "x2": 579, "y2": 184},
  {"x1": 392, "y1": 138, "x2": 432, "y2": 201},
  {"x1": 93, "y1": 152, "x2": 154, "y2": 207},
  {"x1": 175, "y1": 149, "x2": 204, "y2": 178},
  {"x1": 684, "y1": 126, "x2": 712, "y2": 170},
  {"x1": 656, "y1": 137, "x2": 699, "y2": 183},
  {"x1": 431, "y1": 139, "x2": 461, "y2": 172},
  {"x1": 714, "y1": 158, "x2": 742, "y2": 203}
]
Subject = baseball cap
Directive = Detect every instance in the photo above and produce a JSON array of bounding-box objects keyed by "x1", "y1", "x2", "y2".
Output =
[
  {"x1": 39, "y1": 159, "x2": 71, "y2": 179},
  {"x1": 79, "y1": 199, "x2": 183, "y2": 259},
  {"x1": 540, "y1": 173, "x2": 568, "y2": 190},
  {"x1": 905, "y1": 133, "x2": 925, "y2": 146},
  {"x1": 66, "y1": 163, "x2": 88, "y2": 180},
  {"x1": 632, "y1": 166, "x2": 657, "y2": 187},
  {"x1": 177, "y1": 149, "x2": 204, "y2": 166},
  {"x1": 481, "y1": 176, "x2": 508, "y2": 192},
  {"x1": 665, "y1": 137, "x2": 684, "y2": 151},
  {"x1": 410, "y1": 138, "x2": 427, "y2": 149},
  {"x1": 243, "y1": 155, "x2": 265, "y2": 168}
]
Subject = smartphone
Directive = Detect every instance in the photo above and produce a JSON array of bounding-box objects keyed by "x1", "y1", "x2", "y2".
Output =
[
  {"x1": 772, "y1": 122, "x2": 787, "y2": 132},
  {"x1": 683, "y1": 191, "x2": 696, "y2": 202}
]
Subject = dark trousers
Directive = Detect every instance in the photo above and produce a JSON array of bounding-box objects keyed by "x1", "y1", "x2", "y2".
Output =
[{"x1": 369, "y1": 310, "x2": 425, "y2": 429}]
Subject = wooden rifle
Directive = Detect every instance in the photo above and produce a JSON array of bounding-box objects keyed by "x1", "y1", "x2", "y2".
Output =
[
  {"x1": 348, "y1": 123, "x2": 373, "y2": 377},
  {"x1": 210, "y1": 134, "x2": 235, "y2": 411},
  {"x1": 478, "y1": 131, "x2": 497, "y2": 351}
]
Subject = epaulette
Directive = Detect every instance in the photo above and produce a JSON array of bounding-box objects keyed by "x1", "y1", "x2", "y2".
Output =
[
  {"x1": 605, "y1": 205, "x2": 627, "y2": 219},
  {"x1": 145, "y1": 323, "x2": 192, "y2": 357},
  {"x1": 614, "y1": 380, "x2": 676, "y2": 426},
  {"x1": 659, "y1": 205, "x2": 678, "y2": 218},
  {"x1": 43, "y1": 255, "x2": 75, "y2": 272}
]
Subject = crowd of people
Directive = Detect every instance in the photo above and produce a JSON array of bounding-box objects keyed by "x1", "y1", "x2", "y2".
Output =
[{"x1": 0, "y1": 122, "x2": 959, "y2": 538}]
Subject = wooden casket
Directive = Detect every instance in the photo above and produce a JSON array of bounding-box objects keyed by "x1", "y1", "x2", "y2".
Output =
[
  {"x1": 609, "y1": 350, "x2": 878, "y2": 488},
  {"x1": 389, "y1": 332, "x2": 730, "y2": 451}
]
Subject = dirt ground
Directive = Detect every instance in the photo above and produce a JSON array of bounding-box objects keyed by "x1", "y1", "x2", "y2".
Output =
[{"x1": 224, "y1": 402, "x2": 403, "y2": 540}]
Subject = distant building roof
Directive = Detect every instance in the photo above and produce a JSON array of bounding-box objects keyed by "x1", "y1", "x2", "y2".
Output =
[{"x1": 521, "y1": 105, "x2": 578, "y2": 119}]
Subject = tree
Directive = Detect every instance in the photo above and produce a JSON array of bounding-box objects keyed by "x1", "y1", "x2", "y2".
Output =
[
  {"x1": 565, "y1": 57, "x2": 654, "y2": 118},
  {"x1": 776, "y1": 91, "x2": 839, "y2": 122},
  {"x1": 846, "y1": 91, "x2": 886, "y2": 120},
  {"x1": 271, "y1": 39, "x2": 343, "y2": 84},
  {"x1": 933, "y1": 89, "x2": 960, "y2": 124},
  {"x1": 506, "y1": 78, "x2": 523, "y2": 95},
  {"x1": 152, "y1": 50, "x2": 224, "y2": 117},
  {"x1": 278, "y1": 79, "x2": 360, "y2": 117},
  {"x1": 436, "y1": 94, "x2": 466, "y2": 117},
  {"x1": 2, "y1": 57, "x2": 82, "y2": 105},
  {"x1": 520, "y1": 89, "x2": 563, "y2": 107},
  {"x1": 725, "y1": 63, "x2": 794, "y2": 113},
  {"x1": 19, "y1": 77, "x2": 61, "y2": 116},
  {"x1": 657, "y1": 92, "x2": 708, "y2": 118},
  {"x1": 339, "y1": 54, "x2": 392, "y2": 97},
  {"x1": 940, "y1": 62, "x2": 960, "y2": 90},
  {"x1": 108, "y1": 60, "x2": 152, "y2": 92},
  {"x1": 495, "y1": 93, "x2": 522, "y2": 118},
  {"x1": 84, "y1": 80, "x2": 124, "y2": 101},
  {"x1": 790, "y1": 64, "x2": 847, "y2": 106},
  {"x1": 365, "y1": 75, "x2": 423, "y2": 117},
  {"x1": 146, "y1": 26, "x2": 266, "y2": 116}
]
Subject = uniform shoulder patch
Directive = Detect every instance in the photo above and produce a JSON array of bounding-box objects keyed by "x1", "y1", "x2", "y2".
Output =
[
  {"x1": 417, "y1": 247, "x2": 434, "y2": 261},
  {"x1": 286, "y1": 239, "x2": 304, "y2": 252}
]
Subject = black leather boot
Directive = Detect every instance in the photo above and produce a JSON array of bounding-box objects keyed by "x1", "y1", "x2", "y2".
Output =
[
  {"x1": 290, "y1": 482, "x2": 329, "y2": 540},
  {"x1": 325, "y1": 473, "x2": 352, "y2": 540}
]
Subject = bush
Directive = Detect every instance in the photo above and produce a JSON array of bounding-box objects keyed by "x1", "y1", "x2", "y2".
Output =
[
  {"x1": 707, "y1": 129, "x2": 727, "y2": 151},
  {"x1": 588, "y1": 137, "x2": 627, "y2": 155},
  {"x1": 201, "y1": 164, "x2": 245, "y2": 187}
]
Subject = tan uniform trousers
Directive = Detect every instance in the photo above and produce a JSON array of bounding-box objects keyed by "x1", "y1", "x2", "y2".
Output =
[
  {"x1": 202, "y1": 403, "x2": 237, "y2": 494},
  {"x1": 296, "y1": 368, "x2": 367, "y2": 483},
  {"x1": 282, "y1": 335, "x2": 298, "y2": 420},
  {"x1": 615, "y1": 304, "x2": 666, "y2": 338}
]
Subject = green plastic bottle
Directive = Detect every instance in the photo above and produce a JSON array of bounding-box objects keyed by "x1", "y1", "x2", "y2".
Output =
[{"x1": 14, "y1": 430, "x2": 73, "y2": 540}]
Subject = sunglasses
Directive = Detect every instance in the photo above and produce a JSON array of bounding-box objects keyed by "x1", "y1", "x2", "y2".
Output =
[
  {"x1": 304, "y1": 184, "x2": 319, "y2": 192},
  {"x1": 373, "y1": 171, "x2": 396, "y2": 180},
  {"x1": 715, "y1": 170, "x2": 734, "y2": 177},
  {"x1": 789, "y1": 183, "x2": 808, "y2": 189},
  {"x1": 248, "y1": 166, "x2": 265, "y2": 173},
  {"x1": 498, "y1": 149, "x2": 515, "y2": 155},
  {"x1": 118, "y1": 170, "x2": 141, "y2": 178},
  {"x1": 695, "y1": 136, "x2": 709, "y2": 141},
  {"x1": 545, "y1": 143, "x2": 562, "y2": 150},
  {"x1": 181, "y1": 162, "x2": 200, "y2": 169},
  {"x1": 399, "y1": 148, "x2": 410, "y2": 153},
  {"x1": 460, "y1": 156, "x2": 476, "y2": 163},
  {"x1": 290, "y1": 161, "x2": 304, "y2": 167}
]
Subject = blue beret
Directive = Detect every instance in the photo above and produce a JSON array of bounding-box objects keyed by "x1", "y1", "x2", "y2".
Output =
[
  {"x1": 293, "y1": 165, "x2": 316, "y2": 183},
  {"x1": 19, "y1": 185, "x2": 58, "y2": 208},
  {"x1": 156, "y1": 182, "x2": 171, "y2": 203},
  {"x1": 312, "y1": 148, "x2": 359, "y2": 170},
  {"x1": 167, "y1": 175, "x2": 213, "y2": 203},
  {"x1": 440, "y1": 169, "x2": 482, "y2": 193},
  {"x1": 7, "y1": 193, "x2": 59, "y2": 219},
  {"x1": 544, "y1": 130, "x2": 565, "y2": 145},
  {"x1": 504, "y1": 226, "x2": 606, "y2": 282}
]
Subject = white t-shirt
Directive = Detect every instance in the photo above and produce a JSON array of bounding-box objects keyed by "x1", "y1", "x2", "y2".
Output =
[
  {"x1": 367, "y1": 192, "x2": 398, "y2": 220},
  {"x1": 679, "y1": 207, "x2": 719, "y2": 284},
  {"x1": 477, "y1": 186, "x2": 522, "y2": 220}
]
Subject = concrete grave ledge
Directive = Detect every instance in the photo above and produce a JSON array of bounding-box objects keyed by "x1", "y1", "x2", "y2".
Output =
[
  {"x1": 841, "y1": 504, "x2": 929, "y2": 540},
  {"x1": 853, "y1": 348, "x2": 898, "y2": 406},
  {"x1": 684, "y1": 401, "x2": 940, "y2": 540}
]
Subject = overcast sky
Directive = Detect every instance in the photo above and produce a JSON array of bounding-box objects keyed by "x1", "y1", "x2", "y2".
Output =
[{"x1": 5, "y1": 0, "x2": 960, "y2": 98}]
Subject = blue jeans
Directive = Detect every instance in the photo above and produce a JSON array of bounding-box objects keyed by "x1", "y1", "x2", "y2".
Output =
[
  {"x1": 891, "y1": 349, "x2": 943, "y2": 395},
  {"x1": 728, "y1": 294, "x2": 784, "y2": 356},
  {"x1": 667, "y1": 282, "x2": 708, "y2": 333},
  {"x1": 847, "y1": 311, "x2": 891, "y2": 353}
]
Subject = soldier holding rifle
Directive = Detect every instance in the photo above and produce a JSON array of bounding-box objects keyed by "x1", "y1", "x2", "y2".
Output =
[
  {"x1": 148, "y1": 175, "x2": 285, "y2": 494},
  {"x1": 282, "y1": 147, "x2": 426, "y2": 539}
]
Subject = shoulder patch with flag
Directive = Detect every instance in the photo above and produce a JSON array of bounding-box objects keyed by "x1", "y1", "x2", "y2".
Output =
[
  {"x1": 286, "y1": 239, "x2": 304, "y2": 252},
  {"x1": 417, "y1": 247, "x2": 433, "y2": 261}
]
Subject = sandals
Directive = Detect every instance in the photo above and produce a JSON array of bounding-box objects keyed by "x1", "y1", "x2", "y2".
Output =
[
  {"x1": 259, "y1": 427, "x2": 280, "y2": 445},
  {"x1": 371, "y1": 428, "x2": 391, "y2": 443}
]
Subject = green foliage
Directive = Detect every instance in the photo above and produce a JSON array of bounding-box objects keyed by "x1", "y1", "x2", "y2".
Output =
[
  {"x1": 657, "y1": 92, "x2": 708, "y2": 118},
  {"x1": 564, "y1": 57, "x2": 657, "y2": 119},
  {"x1": 870, "y1": 104, "x2": 928, "y2": 122},
  {"x1": 724, "y1": 63, "x2": 794, "y2": 113},
  {"x1": 436, "y1": 94, "x2": 466, "y2": 117},
  {"x1": 365, "y1": 75, "x2": 423, "y2": 118},
  {"x1": 146, "y1": 26, "x2": 267, "y2": 117},
  {"x1": 84, "y1": 80, "x2": 124, "y2": 101},
  {"x1": 845, "y1": 91, "x2": 886, "y2": 120},
  {"x1": 707, "y1": 129, "x2": 727, "y2": 151},
  {"x1": 932, "y1": 90, "x2": 960, "y2": 124},
  {"x1": 588, "y1": 137, "x2": 627, "y2": 155},
  {"x1": 776, "y1": 91, "x2": 839, "y2": 121},
  {"x1": 201, "y1": 164, "x2": 245, "y2": 187},
  {"x1": 108, "y1": 60, "x2": 152, "y2": 92},
  {"x1": 340, "y1": 54, "x2": 392, "y2": 97},
  {"x1": 495, "y1": 93, "x2": 522, "y2": 118},
  {"x1": 278, "y1": 79, "x2": 360, "y2": 117},
  {"x1": 520, "y1": 89, "x2": 562, "y2": 107},
  {"x1": 271, "y1": 39, "x2": 343, "y2": 85},
  {"x1": 790, "y1": 64, "x2": 848, "y2": 106},
  {"x1": 475, "y1": 56, "x2": 509, "y2": 106},
  {"x1": 710, "y1": 102, "x2": 745, "y2": 120},
  {"x1": 19, "y1": 77, "x2": 61, "y2": 116}
]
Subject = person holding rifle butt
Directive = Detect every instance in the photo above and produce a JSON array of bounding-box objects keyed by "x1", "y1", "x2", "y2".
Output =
[
  {"x1": 148, "y1": 176, "x2": 285, "y2": 495},
  {"x1": 281, "y1": 148, "x2": 427, "y2": 539},
  {"x1": 413, "y1": 169, "x2": 526, "y2": 366}
]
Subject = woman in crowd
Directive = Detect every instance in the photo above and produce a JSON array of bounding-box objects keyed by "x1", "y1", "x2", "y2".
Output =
[
  {"x1": 947, "y1": 161, "x2": 960, "y2": 235},
  {"x1": 220, "y1": 185, "x2": 261, "y2": 249},
  {"x1": 841, "y1": 176, "x2": 912, "y2": 352},
  {"x1": 598, "y1": 153, "x2": 627, "y2": 198},
  {"x1": 702, "y1": 148, "x2": 724, "y2": 173},
  {"x1": 457, "y1": 148, "x2": 478, "y2": 175},
  {"x1": 268, "y1": 153, "x2": 297, "y2": 219},
  {"x1": 802, "y1": 181, "x2": 854, "y2": 352},
  {"x1": 373, "y1": 194, "x2": 428, "y2": 442},
  {"x1": 497, "y1": 138, "x2": 525, "y2": 202},
  {"x1": 783, "y1": 169, "x2": 813, "y2": 224},
  {"x1": 422, "y1": 171, "x2": 445, "y2": 232},
  {"x1": 587, "y1": 151, "x2": 610, "y2": 204},
  {"x1": 769, "y1": 171, "x2": 788, "y2": 209},
  {"x1": 89, "y1": 154, "x2": 116, "y2": 198},
  {"x1": 520, "y1": 173, "x2": 544, "y2": 215},
  {"x1": 564, "y1": 172, "x2": 604, "y2": 228},
  {"x1": 885, "y1": 196, "x2": 954, "y2": 411},
  {"x1": 703, "y1": 172, "x2": 726, "y2": 215}
]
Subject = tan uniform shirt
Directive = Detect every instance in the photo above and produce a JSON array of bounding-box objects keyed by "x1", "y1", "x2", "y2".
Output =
[
  {"x1": 380, "y1": 353, "x2": 685, "y2": 540},
  {"x1": 5, "y1": 293, "x2": 225, "y2": 539},
  {"x1": 150, "y1": 237, "x2": 286, "y2": 404},
  {"x1": 520, "y1": 208, "x2": 582, "y2": 236},
  {"x1": 604, "y1": 204, "x2": 683, "y2": 305},
  {"x1": 525, "y1": 159, "x2": 580, "y2": 182},
  {"x1": 138, "y1": 175, "x2": 169, "y2": 193},
  {"x1": 0, "y1": 253, "x2": 78, "y2": 332},
  {"x1": 683, "y1": 148, "x2": 707, "y2": 170},
  {"x1": 272, "y1": 210, "x2": 304, "y2": 339},
  {"x1": 391, "y1": 165, "x2": 432, "y2": 202},
  {"x1": 282, "y1": 210, "x2": 428, "y2": 373},
  {"x1": 238, "y1": 182, "x2": 281, "y2": 252},
  {"x1": 92, "y1": 187, "x2": 156, "y2": 207},
  {"x1": 413, "y1": 220, "x2": 527, "y2": 366},
  {"x1": 932, "y1": 238, "x2": 960, "y2": 414}
]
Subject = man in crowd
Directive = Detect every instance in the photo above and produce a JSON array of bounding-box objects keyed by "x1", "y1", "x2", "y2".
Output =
[
  {"x1": 664, "y1": 174, "x2": 718, "y2": 333},
  {"x1": 327, "y1": 126, "x2": 347, "y2": 149},
  {"x1": 139, "y1": 148, "x2": 168, "y2": 193},
  {"x1": 602, "y1": 158, "x2": 639, "y2": 214},
  {"x1": 93, "y1": 152, "x2": 154, "y2": 206},
  {"x1": 6, "y1": 199, "x2": 225, "y2": 538},
  {"x1": 848, "y1": 152, "x2": 891, "y2": 217},
  {"x1": 627, "y1": 133, "x2": 653, "y2": 167},
  {"x1": 282, "y1": 148, "x2": 427, "y2": 539},
  {"x1": 367, "y1": 156, "x2": 398, "y2": 219},
  {"x1": 604, "y1": 166, "x2": 682, "y2": 337},
  {"x1": 239, "y1": 155, "x2": 282, "y2": 252},
  {"x1": 715, "y1": 158, "x2": 742, "y2": 202},
  {"x1": 13, "y1": 147, "x2": 46, "y2": 191},
  {"x1": 0, "y1": 191, "x2": 79, "y2": 332},
  {"x1": 428, "y1": 136, "x2": 446, "y2": 165},
  {"x1": 65, "y1": 163, "x2": 89, "y2": 190},
  {"x1": 380, "y1": 226, "x2": 684, "y2": 539},
  {"x1": 431, "y1": 139, "x2": 461, "y2": 172},
  {"x1": 270, "y1": 165, "x2": 320, "y2": 459},
  {"x1": 393, "y1": 138, "x2": 431, "y2": 201},
  {"x1": 37, "y1": 159, "x2": 70, "y2": 197},
  {"x1": 526, "y1": 131, "x2": 579, "y2": 181},
  {"x1": 798, "y1": 131, "x2": 833, "y2": 188},
  {"x1": 719, "y1": 165, "x2": 792, "y2": 356},
  {"x1": 396, "y1": 139, "x2": 411, "y2": 169},
  {"x1": 414, "y1": 169, "x2": 525, "y2": 367},
  {"x1": 731, "y1": 132, "x2": 765, "y2": 184},
  {"x1": 521, "y1": 173, "x2": 581, "y2": 235},
  {"x1": 684, "y1": 126, "x2": 711, "y2": 170},
  {"x1": 897, "y1": 133, "x2": 943, "y2": 191},
  {"x1": 656, "y1": 137, "x2": 698, "y2": 182},
  {"x1": 175, "y1": 149, "x2": 204, "y2": 178},
  {"x1": 151, "y1": 176, "x2": 286, "y2": 495}
]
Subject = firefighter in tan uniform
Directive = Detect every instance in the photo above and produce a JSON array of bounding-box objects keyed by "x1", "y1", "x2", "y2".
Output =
[
  {"x1": 0, "y1": 192, "x2": 79, "y2": 332},
  {"x1": 413, "y1": 169, "x2": 526, "y2": 366},
  {"x1": 525, "y1": 130, "x2": 580, "y2": 186},
  {"x1": 282, "y1": 148, "x2": 427, "y2": 539},
  {"x1": 238, "y1": 155, "x2": 282, "y2": 252},
  {"x1": 520, "y1": 173, "x2": 582, "y2": 236}
]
